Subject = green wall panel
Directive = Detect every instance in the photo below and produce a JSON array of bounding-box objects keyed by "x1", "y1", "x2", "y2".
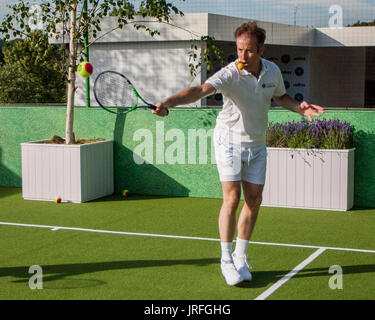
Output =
[{"x1": 0, "y1": 106, "x2": 374, "y2": 208}]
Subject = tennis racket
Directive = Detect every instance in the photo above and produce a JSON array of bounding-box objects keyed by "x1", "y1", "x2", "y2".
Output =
[{"x1": 93, "y1": 70, "x2": 168, "y2": 115}]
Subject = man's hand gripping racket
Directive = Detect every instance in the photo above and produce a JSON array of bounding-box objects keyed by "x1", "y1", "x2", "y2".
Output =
[{"x1": 94, "y1": 71, "x2": 168, "y2": 116}]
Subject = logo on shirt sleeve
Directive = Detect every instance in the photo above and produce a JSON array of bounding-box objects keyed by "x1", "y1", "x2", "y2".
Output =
[{"x1": 261, "y1": 83, "x2": 276, "y2": 88}]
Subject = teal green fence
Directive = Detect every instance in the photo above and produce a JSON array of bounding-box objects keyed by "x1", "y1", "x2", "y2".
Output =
[{"x1": 0, "y1": 106, "x2": 374, "y2": 208}]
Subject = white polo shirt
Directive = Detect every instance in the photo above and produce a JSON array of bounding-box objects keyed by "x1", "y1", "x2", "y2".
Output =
[{"x1": 205, "y1": 58, "x2": 286, "y2": 146}]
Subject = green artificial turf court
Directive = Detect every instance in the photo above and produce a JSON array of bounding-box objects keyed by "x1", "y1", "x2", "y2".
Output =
[{"x1": 0, "y1": 187, "x2": 375, "y2": 300}]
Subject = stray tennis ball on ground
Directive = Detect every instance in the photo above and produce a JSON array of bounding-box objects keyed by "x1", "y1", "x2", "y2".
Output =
[
  {"x1": 122, "y1": 189, "x2": 130, "y2": 197},
  {"x1": 55, "y1": 196, "x2": 62, "y2": 203},
  {"x1": 237, "y1": 61, "x2": 244, "y2": 70},
  {"x1": 77, "y1": 61, "x2": 93, "y2": 78}
]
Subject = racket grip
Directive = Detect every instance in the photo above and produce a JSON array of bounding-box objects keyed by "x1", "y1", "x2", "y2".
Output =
[{"x1": 149, "y1": 104, "x2": 169, "y2": 116}]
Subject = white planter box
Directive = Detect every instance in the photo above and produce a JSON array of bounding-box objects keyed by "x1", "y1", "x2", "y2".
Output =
[
  {"x1": 262, "y1": 148, "x2": 355, "y2": 211},
  {"x1": 21, "y1": 140, "x2": 114, "y2": 203}
]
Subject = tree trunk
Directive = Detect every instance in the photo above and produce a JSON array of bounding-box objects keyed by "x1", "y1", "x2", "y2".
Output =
[{"x1": 65, "y1": 4, "x2": 77, "y2": 144}]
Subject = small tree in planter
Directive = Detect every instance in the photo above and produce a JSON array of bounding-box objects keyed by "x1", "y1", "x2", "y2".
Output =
[
  {"x1": 1, "y1": 0, "x2": 223, "y2": 143},
  {"x1": 1, "y1": 0, "x2": 224, "y2": 202},
  {"x1": 0, "y1": 0, "x2": 177, "y2": 143}
]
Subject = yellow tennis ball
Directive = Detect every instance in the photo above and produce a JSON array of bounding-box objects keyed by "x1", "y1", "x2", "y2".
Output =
[
  {"x1": 237, "y1": 61, "x2": 244, "y2": 70},
  {"x1": 77, "y1": 61, "x2": 93, "y2": 78},
  {"x1": 122, "y1": 189, "x2": 129, "y2": 197}
]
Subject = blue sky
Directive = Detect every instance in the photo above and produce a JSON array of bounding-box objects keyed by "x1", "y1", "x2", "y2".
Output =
[
  {"x1": 170, "y1": 0, "x2": 375, "y2": 27},
  {"x1": 0, "y1": 0, "x2": 374, "y2": 27}
]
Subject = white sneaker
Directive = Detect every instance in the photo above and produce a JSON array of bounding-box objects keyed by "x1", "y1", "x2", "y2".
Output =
[
  {"x1": 220, "y1": 259, "x2": 244, "y2": 286},
  {"x1": 232, "y1": 253, "x2": 252, "y2": 281}
]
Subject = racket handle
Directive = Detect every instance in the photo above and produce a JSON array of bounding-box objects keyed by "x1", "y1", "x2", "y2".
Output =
[{"x1": 148, "y1": 104, "x2": 169, "y2": 115}]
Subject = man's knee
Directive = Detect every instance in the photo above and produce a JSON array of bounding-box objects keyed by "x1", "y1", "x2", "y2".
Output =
[
  {"x1": 245, "y1": 193, "x2": 262, "y2": 209},
  {"x1": 223, "y1": 190, "x2": 241, "y2": 209}
]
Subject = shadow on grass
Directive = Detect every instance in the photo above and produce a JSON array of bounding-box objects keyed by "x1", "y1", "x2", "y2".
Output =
[
  {"x1": 90, "y1": 194, "x2": 187, "y2": 203},
  {"x1": 2, "y1": 260, "x2": 375, "y2": 290},
  {"x1": 237, "y1": 263, "x2": 375, "y2": 289},
  {"x1": 0, "y1": 186, "x2": 21, "y2": 199},
  {"x1": 349, "y1": 206, "x2": 375, "y2": 212},
  {"x1": 1, "y1": 258, "x2": 218, "y2": 289}
]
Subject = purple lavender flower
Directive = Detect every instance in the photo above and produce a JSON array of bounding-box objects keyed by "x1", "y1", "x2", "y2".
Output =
[{"x1": 266, "y1": 118, "x2": 353, "y2": 149}]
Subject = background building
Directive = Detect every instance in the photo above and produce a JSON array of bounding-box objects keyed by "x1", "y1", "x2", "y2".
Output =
[{"x1": 50, "y1": 13, "x2": 374, "y2": 108}]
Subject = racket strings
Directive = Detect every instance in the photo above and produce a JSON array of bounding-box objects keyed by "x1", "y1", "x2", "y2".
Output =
[{"x1": 95, "y1": 73, "x2": 137, "y2": 108}]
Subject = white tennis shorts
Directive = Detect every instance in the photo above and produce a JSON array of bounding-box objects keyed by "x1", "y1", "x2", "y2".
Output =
[{"x1": 214, "y1": 130, "x2": 267, "y2": 184}]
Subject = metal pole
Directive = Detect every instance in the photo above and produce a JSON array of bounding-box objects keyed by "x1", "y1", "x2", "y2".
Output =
[{"x1": 84, "y1": 0, "x2": 90, "y2": 109}]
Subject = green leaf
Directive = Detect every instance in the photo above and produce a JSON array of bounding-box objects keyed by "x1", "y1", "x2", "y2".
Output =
[{"x1": 0, "y1": 31, "x2": 66, "y2": 103}]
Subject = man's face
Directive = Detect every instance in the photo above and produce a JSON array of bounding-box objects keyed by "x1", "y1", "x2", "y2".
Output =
[{"x1": 236, "y1": 33, "x2": 264, "y2": 69}]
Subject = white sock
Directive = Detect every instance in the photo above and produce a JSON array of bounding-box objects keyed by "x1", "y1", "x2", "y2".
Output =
[
  {"x1": 234, "y1": 237, "x2": 249, "y2": 257},
  {"x1": 220, "y1": 242, "x2": 233, "y2": 262}
]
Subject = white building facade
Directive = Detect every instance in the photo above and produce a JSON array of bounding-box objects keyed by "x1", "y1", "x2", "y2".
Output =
[{"x1": 49, "y1": 14, "x2": 375, "y2": 108}]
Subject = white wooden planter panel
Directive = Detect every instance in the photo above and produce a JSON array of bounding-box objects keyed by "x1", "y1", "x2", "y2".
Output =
[
  {"x1": 21, "y1": 140, "x2": 114, "y2": 203},
  {"x1": 262, "y1": 148, "x2": 355, "y2": 211}
]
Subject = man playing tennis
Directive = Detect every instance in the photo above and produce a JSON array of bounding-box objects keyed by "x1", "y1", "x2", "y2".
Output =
[{"x1": 153, "y1": 22, "x2": 324, "y2": 286}]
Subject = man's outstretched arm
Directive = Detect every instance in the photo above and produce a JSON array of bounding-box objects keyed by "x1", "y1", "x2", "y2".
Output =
[{"x1": 152, "y1": 83, "x2": 216, "y2": 116}]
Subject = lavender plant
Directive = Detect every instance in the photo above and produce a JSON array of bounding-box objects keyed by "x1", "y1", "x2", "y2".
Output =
[{"x1": 266, "y1": 119, "x2": 354, "y2": 149}]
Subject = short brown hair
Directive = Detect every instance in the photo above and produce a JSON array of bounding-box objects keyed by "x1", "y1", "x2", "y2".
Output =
[{"x1": 234, "y1": 22, "x2": 266, "y2": 50}]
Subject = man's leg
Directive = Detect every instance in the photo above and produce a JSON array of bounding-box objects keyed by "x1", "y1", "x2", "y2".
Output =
[
  {"x1": 218, "y1": 181, "x2": 243, "y2": 286},
  {"x1": 232, "y1": 181, "x2": 264, "y2": 281},
  {"x1": 218, "y1": 181, "x2": 241, "y2": 242},
  {"x1": 237, "y1": 181, "x2": 264, "y2": 240}
]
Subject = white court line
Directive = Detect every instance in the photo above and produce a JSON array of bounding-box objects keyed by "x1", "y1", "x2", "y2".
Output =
[
  {"x1": 2, "y1": 221, "x2": 375, "y2": 300},
  {"x1": 0, "y1": 221, "x2": 219, "y2": 242},
  {"x1": 1, "y1": 221, "x2": 375, "y2": 254},
  {"x1": 250, "y1": 240, "x2": 375, "y2": 254},
  {"x1": 254, "y1": 248, "x2": 327, "y2": 300}
]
